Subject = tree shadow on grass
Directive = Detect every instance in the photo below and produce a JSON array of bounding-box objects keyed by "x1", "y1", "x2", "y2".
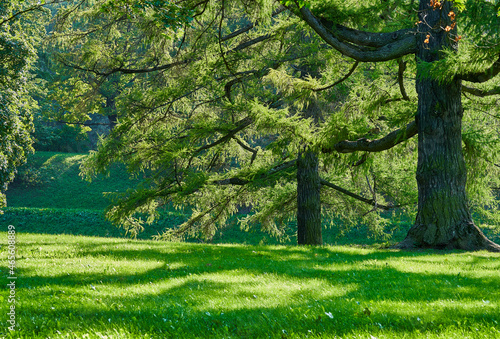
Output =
[{"x1": 7, "y1": 240, "x2": 500, "y2": 338}]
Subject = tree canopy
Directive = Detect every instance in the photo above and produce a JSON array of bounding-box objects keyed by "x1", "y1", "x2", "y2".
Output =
[{"x1": 19, "y1": 0, "x2": 500, "y2": 251}]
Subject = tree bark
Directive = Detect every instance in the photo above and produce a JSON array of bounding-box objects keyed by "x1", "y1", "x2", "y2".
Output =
[
  {"x1": 294, "y1": 62, "x2": 323, "y2": 245},
  {"x1": 396, "y1": 0, "x2": 500, "y2": 252},
  {"x1": 297, "y1": 147, "x2": 322, "y2": 245}
]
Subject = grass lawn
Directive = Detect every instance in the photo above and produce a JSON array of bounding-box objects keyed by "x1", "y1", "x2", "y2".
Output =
[{"x1": 1, "y1": 233, "x2": 499, "y2": 338}]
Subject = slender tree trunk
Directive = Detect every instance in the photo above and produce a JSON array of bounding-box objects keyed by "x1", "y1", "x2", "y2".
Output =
[
  {"x1": 397, "y1": 0, "x2": 500, "y2": 251},
  {"x1": 294, "y1": 63, "x2": 323, "y2": 245},
  {"x1": 105, "y1": 97, "x2": 118, "y2": 130},
  {"x1": 108, "y1": 113, "x2": 118, "y2": 130},
  {"x1": 297, "y1": 147, "x2": 322, "y2": 245}
]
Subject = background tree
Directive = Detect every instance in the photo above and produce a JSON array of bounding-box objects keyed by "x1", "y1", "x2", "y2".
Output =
[{"x1": 0, "y1": 1, "x2": 54, "y2": 208}]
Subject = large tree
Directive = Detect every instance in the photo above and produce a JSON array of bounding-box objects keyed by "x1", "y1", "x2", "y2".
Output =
[{"x1": 296, "y1": 0, "x2": 500, "y2": 251}]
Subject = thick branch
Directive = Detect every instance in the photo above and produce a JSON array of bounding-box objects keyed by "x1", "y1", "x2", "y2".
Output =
[
  {"x1": 322, "y1": 19, "x2": 416, "y2": 49},
  {"x1": 459, "y1": 55, "x2": 500, "y2": 83},
  {"x1": 324, "y1": 120, "x2": 417, "y2": 154},
  {"x1": 299, "y1": 6, "x2": 416, "y2": 62},
  {"x1": 320, "y1": 178, "x2": 394, "y2": 210},
  {"x1": 462, "y1": 85, "x2": 500, "y2": 97}
]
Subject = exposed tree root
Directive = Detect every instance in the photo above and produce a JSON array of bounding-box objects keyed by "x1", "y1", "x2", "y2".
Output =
[{"x1": 393, "y1": 223, "x2": 500, "y2": 252}]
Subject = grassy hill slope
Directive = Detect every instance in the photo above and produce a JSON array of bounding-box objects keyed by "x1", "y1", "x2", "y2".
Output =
[{"x1": 7, "y1": 152, "x2": 138, "y2": 210}]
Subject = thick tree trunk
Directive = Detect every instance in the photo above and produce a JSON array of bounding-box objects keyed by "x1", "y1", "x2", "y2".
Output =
[
  {"x1": 297, "y1": 148, "x2": 322, "y2": 245},
  {"x1": 397, "y1": 0, "x2": 500, "y2": 251}
]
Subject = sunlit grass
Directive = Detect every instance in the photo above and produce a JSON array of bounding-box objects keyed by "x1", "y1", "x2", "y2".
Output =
[{"x1": 1, "y1": 233, "x2": 499, "y2": 338}]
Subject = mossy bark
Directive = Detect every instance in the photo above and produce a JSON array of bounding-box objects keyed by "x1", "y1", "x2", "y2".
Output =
[{"x1": 396, "y1": 0, "x2": 500, "y2": 252}]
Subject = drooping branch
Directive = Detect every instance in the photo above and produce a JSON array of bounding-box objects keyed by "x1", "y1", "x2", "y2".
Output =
[
  {"x1": 56, "y1": 120, "x2": 112, "y2": 126},
  {"x1": 193, "y1": 116, "x2": 253, "y2": 156},
  {"x1": 169, "y1": 186, "x2": 246, "y2": 237},
  {"x1": 57, "y1": 57, "x2": 188, "y2": 77},
  {"x1": 231, "y1": 34, "x2": 273, "y2": 53},
  {"x1": 213, "y1": 159, "x2": 297, "y2": 186},
  {"x1": 320, "y1": 178, "x2": 395, "y2": 210},
  {"x1": 188, "y1": 96, "x2": 284, "y2": 158},
  {"x1": 218, "y1": 0, "x2": 241, "y2": 90},
  {"x1": 233, "y1": 136, "x2": 258, "y2": 164},
  {"x1": 221, "y1": 6, "x2": 287, "y2": 42},
  {"x1": 214, "y1": 159, "x2": 396, "y2": 211},
  {"x1": 0, "y1": 0, "x2": 64, "y2": 27},
  {"x1": 298, "y1": 6, "x2": 416, "y2": 62},
  {"x1": 192, "y1": 0, "x2": 210, "y2": 18},
  {"x1": 459, "y1": 55, "x2": 500, "y2": 83},
  {"x1": 59, "y1": 28, "x2": 274, "y2": 77},
  {"x1": 462, "y1": 85, "x2": 500, "y2": 97},
  {"x1": 323, "y1": 120, "x2": 417, "y2": 154},
  {"x1": 313, "y1": 60, "x2": 359, "y2": 92},
  {"x1": 398, "y1": 58, "x2": 410, "y2": 101},
  {"x1": 224, "y1": 70, "x2": 261, "y2": 101}
]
